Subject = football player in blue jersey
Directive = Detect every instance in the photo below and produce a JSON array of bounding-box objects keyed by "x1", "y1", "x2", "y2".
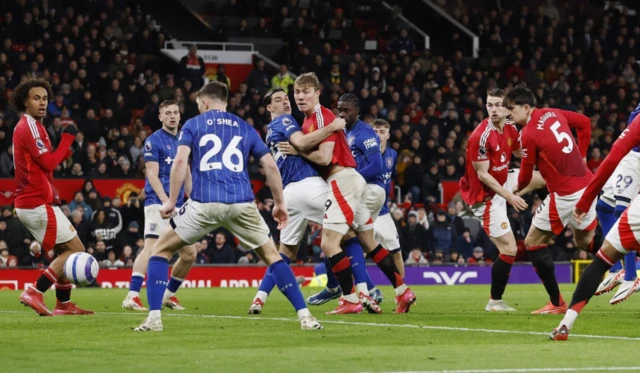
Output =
[
  {"x1": 248, "y1": 88, "x2": 345, "y2": 314},
  {"x1": 123, "y1": 100, "x2": 196, "y2": 312},
  {"x1": 595, "y1": 104, "x2": 640, "y2": 303},
  {"x1": 134, "y1": 82, "x2": 323, "y2": 331}
]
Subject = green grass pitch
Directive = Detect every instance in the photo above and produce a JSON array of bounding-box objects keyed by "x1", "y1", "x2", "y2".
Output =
[{"x1": 2, "y1": 284, "x2": 640, "y2": 373}]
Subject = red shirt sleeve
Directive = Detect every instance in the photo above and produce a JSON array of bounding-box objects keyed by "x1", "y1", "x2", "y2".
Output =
[
  {"x1": 517, "y1": 129, "x2": 537, "y2": 191},
  {"x1": 17, "y1": 124, "x2": 50, "y2": 159},
  {"x1": 468, "y1": 133, "x2": 489, "y2": 163},
  {"x1": 509, "y1": 127, "x2": 521, "y2": 152},
  {"x1": 576, "y1": 117, "x2": 640, "y2": 211},
  {"x1": 555, "y1": 109, "x2": 591, "y2": 158},
  {"x1": 319, "y1": 107, "x2": 337, "y2": 144}
]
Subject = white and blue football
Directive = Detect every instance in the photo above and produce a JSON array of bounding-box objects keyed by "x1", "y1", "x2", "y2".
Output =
[{"x1": 64, "y1": 252, "x2": 99, "y2": 286}]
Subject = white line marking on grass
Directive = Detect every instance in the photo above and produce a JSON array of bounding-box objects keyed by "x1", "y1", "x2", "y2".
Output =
[
  {"x1": 3, "y1": 310, "x2": 640, "y2": 342},
  {"x1": 357, "y1": 368, "x2": 640, "y2": 373}
]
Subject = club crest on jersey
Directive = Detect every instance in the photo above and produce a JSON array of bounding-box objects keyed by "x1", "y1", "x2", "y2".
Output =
[
  {"x1": 166, "y1": 145, "x2": 171, "y2": 150},
  {"x1": 386, "y1": 157, "x2": 394, "y2": 168},
  {"x1": 507, "y1": 138, "x2": 513, "y2": 148},
  {"x1": 35, "y1": 139, "x2": 45, "y2": 150},
  {"x1": 145, "y1": 141, "x2": 152, "y2": 151},
  {"x1": 347, "y1": 136, "x2": 354, "y2": 146}
]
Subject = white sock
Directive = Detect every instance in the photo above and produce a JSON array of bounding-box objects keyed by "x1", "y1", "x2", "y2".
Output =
[
  {"x1": 394, "y1": 284, "x2": 408, "y2": 297},
  {"x1": 327, "y1": 286, "x2": 340, "y2": 293},
  {"x1": 356, "y1": 283, "x2": 368, "y2": 295},
  {"x1": 163, "y1": 289, "x2": 175, "y2": 299},
  {"x1": 255, "y1": 291, "x2": 268, "y2": 303},
  {"x1": 344, "y1": 292, "x2": 359, "y2": 303},
  {"x1": 297, "y1": 308, "x2": 311, "y2": 319},
  {"x1": 149, "y1": 310, "x2": 161, "y2": 319},
  {"x1": 559, "y1": 309, "x2": 579, "y2": 330},
  {"x1": 127, "y1": 290, "x2": 139, "y2": 298},
  {"x1": 368, "y1": 287, "x2": 378, "y2": 295}
]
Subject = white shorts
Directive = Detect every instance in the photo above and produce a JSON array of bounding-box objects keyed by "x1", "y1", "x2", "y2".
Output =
[
  {"x1": 280, "y1": 177, "x2": 328, "y2": 246},
  {"x1": 15, "y1": 204, "x2": 77, "y2": 252},
  {"x1": 374, "y1": 213, "x2": 401, "y2": 251},
  {"x1": 606, "y1": 196, "x2": 640, "y2": 254},
  {"x1": 171, "y1": 200, "x2": 271, "y2": 248},
  {"x1": 469, "y1": 169, "x2": 519, "y2": 238},
  {"x1": 144, "y1": 204, "x2": 169, "y2": 239},
  {"x1": 600, "y1": 151, "x2": 640, "y2": 208},
  {"x1": 324, "y1": 168, "x2": 368, "y2": 235},
  {"x1": 533, "y1": 187, "x2": 598, "y2": 235},
  {"x1": 355, "y1": 184, "x2": 385, "y2": 232}
]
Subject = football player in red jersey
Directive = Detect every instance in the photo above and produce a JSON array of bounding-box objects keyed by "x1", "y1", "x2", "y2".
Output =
[
  {"x1": 282, "y1": 73, "x2": 415, "y2": 314},
  {"x1": 10, "y1": 79, "x2": 93, "y2": 316},
  {"x1": 460, "y1": 88, "x2": 545, "y2": 312},
  {"x1": 550, "y1": 112, "x2": 640, "y2": 340},
  {"x1": 504, "y1": 84, "x2": 597, "y2": 315}
]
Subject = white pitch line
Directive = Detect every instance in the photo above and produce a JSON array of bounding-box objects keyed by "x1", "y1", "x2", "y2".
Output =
[
  {"x1": 358, "y1": 368, "x2": 640, "y2": 373},
  {"x1": 2, "y1": 310, "x2": 640, "y2": 342}
]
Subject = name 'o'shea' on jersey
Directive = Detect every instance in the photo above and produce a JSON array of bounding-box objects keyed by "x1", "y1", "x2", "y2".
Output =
[
  {"x1": 578, "y1": 113, "x2": 640, "y2": 212},
  {"x1": 379, "y1": 147, "x2": 398, "y2": 216},
  {"x1": 459, "y1": 118, "x2": 520, "y2": 205},
  {"x1": 178, "y1": 110, "x2": 270, "y2": 204},
  {"x1": 13, "y1": 114, "x2": 65, "y2": 209},
  {"x1": 346, "y1": 120, "x2": 385, "y2": 189},
  {"x1": 518, "y1": 108, "x2": 592, "y2": 196},
  {"x1": 143, "y1": 128, "x2": 185, "y2": 207},
  {"x1": 301, "y1": 104, "x2": 356, "y2": 172},
  {"x1": 265, "y1": 113, "x2": 319, "y2": 188}
]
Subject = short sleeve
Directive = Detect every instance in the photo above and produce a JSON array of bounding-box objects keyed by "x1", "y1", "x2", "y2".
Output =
[
  {"x1": 468, "y1": 134, "x2": 489, "y2": 162},
  {"x1": 178, "y1": 120, "x2": 194, "y2": 148},
  {"x1": 281, "y1": 115, "x2": 302, "y2": 141},
  {"x1": 17, "y1": 124, "x2": 49, "y2": 159},
  {"x1": 361, "y1": 130, "x2": 381, "y2": 158},
  {"x1": 143, "y1": 138, "x2": 160, "y2": 162},
  {"x1": 248, "y1": 124, "x2": 270, "y2": 159}
]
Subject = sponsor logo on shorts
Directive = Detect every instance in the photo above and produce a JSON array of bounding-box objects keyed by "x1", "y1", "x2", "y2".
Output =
[
  {"x1": 150, "y1": 223, "x2": 157, "y2": 232},
  {"x1": 501, "y1": 222, "x2": 508, "y2": 229},
  {"x1": 69, "y1": 224, "x2": 76, "y2": 232}
]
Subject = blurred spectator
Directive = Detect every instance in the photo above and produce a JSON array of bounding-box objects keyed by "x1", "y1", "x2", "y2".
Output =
[
  {"x1": 401, "y1": 211, "x2": 428, "y2": 256},
  {"x1": 271, "y1": 64, "x2": 295, "y2": 93},
  {"x1": 405, "y1": 248, "x2": 428, "y2": 265},
  {"x1": 180, "y1": 45, "x2": 205, "y2": 89},
  {"x1": 467, "y1": 247, "x2": 493, "y2": 265},
  {"x1": 69, "y1": 192, "x2": 94, "y2": 222},
  {"x1": 427, "y1": 210, "x2": 456, "y2": 256},
  {"x1": 207, "y1": 233, "x2": 235, "y2": 264}
]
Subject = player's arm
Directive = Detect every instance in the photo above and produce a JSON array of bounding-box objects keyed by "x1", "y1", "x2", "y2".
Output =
[
  {"x1": 287, "y1": 118, "x2": 345, "y2": 152},
  {"x1": 259, "y1": 154, "x2": 285, "y2": 206},
  {"x1": 359, "y1": 136, "x2": 384, "y2": 180},
  {"x1": 517, "y1": 170, "x2": 546, "y2": 196},
  {"x1": 184, "y1": 165, "x2": 192, "y2": 198},
  {"x1": 279, "y1": 140, "x2": 334, "y2": 166},
  {"x1": 558, "y1": 109, "x2": 591, "y2": 160},
  {"x1": 516, "y1": 132, "x2": 538, "y2": 194},
  {"x1": 251, "y1": 128, "x2": 288, "y2": 228},
  {"x1": 168, "y1": 145, "x2": 191, "y2": 206},
  {"x1": 145, "y1": 161, "x2": 169, "y2": 203},
  {"x1": 474, "y1": 161, "x2": 527, "y2": 211},
  {"x1": 25, "y1": 126, "x2": 76, "y2": 172}
]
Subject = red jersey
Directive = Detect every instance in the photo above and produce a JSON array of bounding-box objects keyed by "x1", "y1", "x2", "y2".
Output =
[
  {"x1": 518, "y1": 108, "x2": 592, "y2": 196},
  {"x1": 13, "y1": 114, "x2": 71, "y2": 208},
  {"x1": 302, "y1": 104, "x2": 356, "y2": 169},
  {"x1": 460, "y1": 118, "x2": 520, "y2": 205},
  {"x1": 577, "y1": 115, "x2": 640, "y2": 212}
]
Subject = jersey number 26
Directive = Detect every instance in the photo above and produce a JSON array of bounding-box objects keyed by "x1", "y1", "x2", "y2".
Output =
[{"x1": 199, "y1": 134, "x2": 244, "y2": 172}]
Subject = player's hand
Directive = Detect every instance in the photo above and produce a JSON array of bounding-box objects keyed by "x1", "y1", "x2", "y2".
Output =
[
  {"x1": 278, "y1": 142, "x2": 298, "y2": 156},
  {"x1": 329, "y1": 117, "x2": 346, "y2": 132},
  {"x1": 573, "y1": 207, "x2": 587, "y2": 224},
  {"x1": 159, "y1": 201, "x2": 176, "y2": 219},
  {"x1": 507, "y1": 193, "x2": 528, "y2": 212},
  {"x1": 272, "y1": 203, "x2": 289, "y2": 230},
  {"x1": 62, "y1": 125, "x2": 78, "y2": 136}
]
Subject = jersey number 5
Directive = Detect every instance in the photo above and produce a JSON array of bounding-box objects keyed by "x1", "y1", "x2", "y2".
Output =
[
  {"x1": 199, "y1": 134, "x2": 244, "y2": 172},
  {"x1": 550, "y1": 121, "x2": 573, "y2": 154}
]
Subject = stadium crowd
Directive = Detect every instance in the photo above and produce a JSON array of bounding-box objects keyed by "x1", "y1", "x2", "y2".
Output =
[{"x1": 0, "y1": 0, "x2": 638, "y2": 268}]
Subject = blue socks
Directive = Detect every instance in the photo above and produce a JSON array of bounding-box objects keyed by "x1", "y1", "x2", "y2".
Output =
[
  {"x1": 596, "y1": 200, "x2": 621, "y2": 273},
  {"x1": 258, "y1": 253, "x2": 291, "y2": 295},
  {"x1": 130, "y1": 274, "x2": 144, "y2": 293},
  {"x1": 324, "y1": 255, "x2": 340, "y2": 290},
  {"x1": 270, "y1": 259, "x2": 307, "y2": 311},
  {"x1": 345, "y1": 238, "x2": 369, "y2": 288},
  {"x1": 624, "y1": 252, "x2": 637, "y2": 281},
  {"x1": 147, "y1": 256, "x2": 168, "y2": 311},
  {"x1": 167, "y1": 276, "x2": 184, "y2": 293}
]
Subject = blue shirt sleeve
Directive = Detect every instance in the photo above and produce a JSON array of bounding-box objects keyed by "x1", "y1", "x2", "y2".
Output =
[
  {"x1": 248, "y1": 126, "x2": 270, "y2": 159},
  {"x1": 281, "y1": 115, "x2": 302, "y2": 141},
  {"x1": 143, "y1": 137, "x2": 160, "y2": 162},
  {"x1": 360, "y1": 130, "x2": 382, "y2": 159},
  {"x1": 391, "y1": 150, "x2": 398, "y2": 178},
  {"x1": 178, "y1": 119, "x2": 195, "y2": 148}
]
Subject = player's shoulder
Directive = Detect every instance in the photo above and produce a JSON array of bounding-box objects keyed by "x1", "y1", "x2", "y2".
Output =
[
  {"x1": 316, "y1": 105, "x2": 336, "y2": 121},
  {"x1": 387, "y1": 147, "x2": 398, "y2": 157}
]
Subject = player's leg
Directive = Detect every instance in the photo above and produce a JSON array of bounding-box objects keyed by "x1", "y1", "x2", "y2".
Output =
[
  {"x1": 371, "y1": 212, "x2": 403, "y2": 303},
  {"x1": 550, "y1": 242, "x2": 625, "y2": 340},
  {"x1": 250, "y1": 242, "x2": 297, "y2": 313},
  {"x1": 594, "y1": 195, "x2": 625, "y2": 294},
  {"x1": 162, "y1": 244, "x2": 196, "y2": 310},
  {"x1": 122, "y1": 238, "x2": 155, "y2": 310},
  {"x1": 50, "y1": 234, "x2": 95, "y2": 315}
]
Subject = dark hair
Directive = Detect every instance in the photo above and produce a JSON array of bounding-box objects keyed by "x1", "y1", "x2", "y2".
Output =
[
  {"x1": 197, "y1": 81, "x2": 229, "y2": 102},
  {"x1": 9, "y1": 78, "x2": 53, "y2": 112},
  {"x1": 264, "y1": 88, "x2": 286, "y2": 106},
  {"x1": 338, "y1": 93, "x2": 360, "y2": 108},
  {"x1": 503, "y1": 83, "x2": 536, "y2": 108},
  {"x1": 486, "y1": 88, "x2": 506, "y2": 98},
  {"x1": 372, "y1": 118, "x2": 391, "y2": 129},
  {"x1": 159, "y1": 99, "x2": 179, "y2": 110}
]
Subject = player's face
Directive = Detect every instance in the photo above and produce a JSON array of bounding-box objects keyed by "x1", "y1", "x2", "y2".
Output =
[
  {"x1": 159, "y1": 104, "x2": 180, "y2": 130},
  {"x1": 505, "y1": 104, "x2": 530, "y2": 125},
  {"x1": 294, "y1": 85, "x2": 319, "y2": 113},
  {"x1": 267, "y1": 91, "x2": 291, "y2": 117},
  {"x1": 486, "y1": 95, "x2": 506, "y2": 123},
  {"x1": 373, "y1": 125, "x2": 390, "y2": 148},
  {"x1": 337, "y1": 101, "x2": 358, "y2": 126},
  {"x1": 25, "y1": 87, "x2": 48, "y2": 120}
]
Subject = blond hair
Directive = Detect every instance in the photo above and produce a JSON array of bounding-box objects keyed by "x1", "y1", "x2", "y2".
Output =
[{"x1": 294, "y1": 72, "x2": 321, "y2": 91}]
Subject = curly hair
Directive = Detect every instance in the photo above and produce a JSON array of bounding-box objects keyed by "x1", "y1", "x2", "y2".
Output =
[{"x1": 9, "y1": 78, "x2": 53, "y2": 112}]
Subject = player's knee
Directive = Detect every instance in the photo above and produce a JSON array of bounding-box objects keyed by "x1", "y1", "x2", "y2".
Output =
[
  {"x1": 180, "y1": 247, "x2": 197, "y2": 263},
  {"x1": 498, "y1": 244, "x2": 517, "y2": 256}
]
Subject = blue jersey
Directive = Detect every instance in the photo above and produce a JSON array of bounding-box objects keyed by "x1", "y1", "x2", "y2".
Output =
[
  {"x1": 630, "y1": 103, "x2": 640, "y2": 152},
  {"x1": 265, "y1": 114, "x2": 320, "y2": 188},
  {"x1": 178, "y1": 110, "x2": 270, "y2": 204},
  {"x1": 379, "y1": 148, "x2": 398, "y2": 216},
  {"x1": 143, "y1": 129, "x2": 185, "y2": 207},
  {"x1": 346, "y1": 120, "x2": 385, "y2": 189}
]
